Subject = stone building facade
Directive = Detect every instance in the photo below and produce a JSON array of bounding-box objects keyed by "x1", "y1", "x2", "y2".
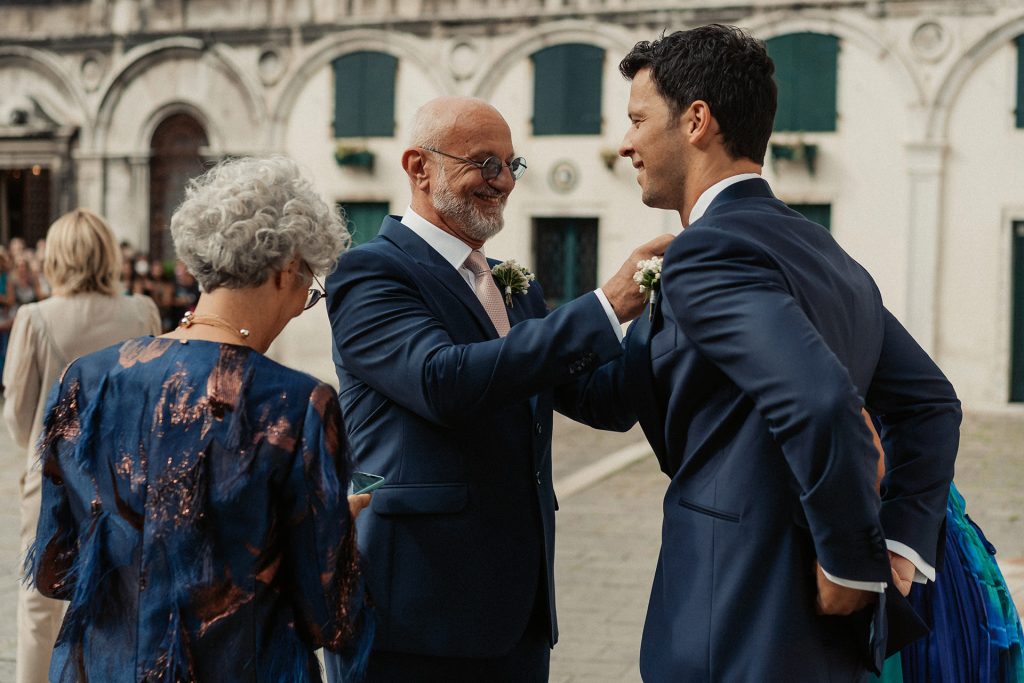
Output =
[{"x1": 2, "y1": 0, "x2": 1024, "y2": 407}]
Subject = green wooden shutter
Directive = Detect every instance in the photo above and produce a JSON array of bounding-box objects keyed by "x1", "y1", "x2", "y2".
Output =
[
  {"x1": 532, "y1": 44, "x2": 604, "y2": 135},
  {"x1": 340, "y1": 201, "x2": 389, "y2": 246},
  {"x1": 1017, "y1": 36, "x2": 1024, "y2": 129},
  {"x1": 333, "y1": 52, "x2": 397, "y2": 138},
  {"x1": 767, "y1": 33, "x2": 838, "y2": 132},
  {"x1": 790, "y1": 203, "x2": 832, "y2": 232},
  {"x1": 1011, "y1": 221, "x2": 1024, "y2": 401},
  {"x1": 770, "y1": 35, "x2": 797, "y2": 131}
]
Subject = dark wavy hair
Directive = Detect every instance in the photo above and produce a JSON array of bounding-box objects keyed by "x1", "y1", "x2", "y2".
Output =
[{"x1": 619, "y1": 24, "x2": 777, "y2": 165}]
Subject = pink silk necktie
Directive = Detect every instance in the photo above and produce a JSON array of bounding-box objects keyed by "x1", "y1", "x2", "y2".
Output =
[{"x1": 464, "y1": 250, "x2": 511, "y2": 337}]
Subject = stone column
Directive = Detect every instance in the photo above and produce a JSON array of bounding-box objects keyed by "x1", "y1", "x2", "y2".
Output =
[
  {"x1": 904, "y1": 140, "x2": 946, "y2": 355},
  {"x1": 128, "y1": 154, "x2": 150, "y2": 252},
  {"x1": 73, "y1": 152, "x2": 105, "y2": 215}
]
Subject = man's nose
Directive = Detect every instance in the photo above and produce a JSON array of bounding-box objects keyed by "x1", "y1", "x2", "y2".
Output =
[
  {"x1": 489, "y1": 165, "x2": 516, "y2": 192},
  {"x1": 618, "y1": 132, "x2": 634, "y2": 159}
]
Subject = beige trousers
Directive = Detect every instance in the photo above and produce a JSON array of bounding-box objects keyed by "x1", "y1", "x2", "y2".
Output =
[{"x1": 17, "y1": 463, "x2": 65, "y2": 683}]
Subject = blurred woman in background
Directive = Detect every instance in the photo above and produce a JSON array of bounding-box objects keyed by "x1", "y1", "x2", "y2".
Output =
[{"x1": 3, "y1": 209, "x2": 161, "y2": 683}]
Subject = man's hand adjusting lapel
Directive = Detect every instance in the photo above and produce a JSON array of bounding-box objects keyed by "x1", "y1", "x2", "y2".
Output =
[{"x1": 600, "y1": 234, "x2": 675, "y2": 323}]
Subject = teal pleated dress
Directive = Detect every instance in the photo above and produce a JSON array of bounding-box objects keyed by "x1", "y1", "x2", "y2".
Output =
[{"x1": 875, "y1": 484, "x2": 1023, "y2": 682}]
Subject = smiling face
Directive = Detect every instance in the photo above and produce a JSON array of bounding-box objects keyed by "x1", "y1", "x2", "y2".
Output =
[
  {"x1": 426, "y1": 104, "x2": 516, "y2": 243},
  {"x1": 619, "y1": 67, "x2": 689, "y2": 214}
]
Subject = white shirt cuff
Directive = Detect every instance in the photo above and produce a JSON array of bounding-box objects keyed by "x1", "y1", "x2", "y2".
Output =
[
  {"x1": 886, "y1": 540, "x2": 935, "y2": 584},
  {"x1": 821, "y1": 568, "x2": 886, "y2": 594},
  {"x1": 593, "y1": 289, "x2": 624, "y2": 342}
]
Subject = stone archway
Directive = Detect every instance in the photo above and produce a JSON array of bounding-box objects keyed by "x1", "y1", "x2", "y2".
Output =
[
  {"x1": 148, "y1": 112, "x2": 208, "y2": 265},
  {"x1": 0, "y1": 48, "x2": 89, "y2": 242},
  {"x1": 469, "y1": 20, "x2": 635, "y2": 102},
  {"x1": 927, "y1": 12, "x2": 1024, "y2": 140},
  {"x1": 269, "y1": 29, "x2": 452, "y2": 148}
]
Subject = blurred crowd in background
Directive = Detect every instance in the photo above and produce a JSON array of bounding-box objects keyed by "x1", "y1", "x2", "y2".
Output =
[{"x1": 0, "y1": 237, "x2": 200, "y2": 387}]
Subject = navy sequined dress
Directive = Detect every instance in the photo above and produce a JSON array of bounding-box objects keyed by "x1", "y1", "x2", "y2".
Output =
[{"x1": 28, "y1": 337, "x2": 373, "y2": 682}]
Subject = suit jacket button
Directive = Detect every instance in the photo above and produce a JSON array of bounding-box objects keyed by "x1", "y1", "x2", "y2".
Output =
[
  {"x1": 535, "y1": 422, "x2": 542, "y2": 435},
  {"x1": 536, "y1": 471, "x2": 542, "y2": 486}
]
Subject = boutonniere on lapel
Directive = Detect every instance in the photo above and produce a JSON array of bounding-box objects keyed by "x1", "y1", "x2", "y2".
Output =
[
  {"x1": 633, "y1": 257, "x2": 663, "y2": 320},
  {"x1": 490, "y1": 259, "x2": 536, "y2": 308}
]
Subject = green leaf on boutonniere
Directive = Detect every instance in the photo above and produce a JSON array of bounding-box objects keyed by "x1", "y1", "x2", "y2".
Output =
[{"x1": 491, "y1": 259, "x2": 536, "y2": 308}]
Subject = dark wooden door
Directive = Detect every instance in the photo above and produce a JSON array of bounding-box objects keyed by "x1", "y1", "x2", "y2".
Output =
[
  {"x1": 1012, "y1": 221, "x2": 1024, "y2": 402},
  {"x1": 149, "y1": 114, "x2": 208, "y2": 267},
  {"x1": 1, "y1": 166, "x2": 51, "y2": 245}
]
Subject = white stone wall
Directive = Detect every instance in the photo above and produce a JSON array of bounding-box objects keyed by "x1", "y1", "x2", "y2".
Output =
[
  {"x1": 2, "y1": 1, "x2": 1024, "y2": 408},
  {"x1": 941, "y1": 37, "x2": 1024, "y2": 405}
]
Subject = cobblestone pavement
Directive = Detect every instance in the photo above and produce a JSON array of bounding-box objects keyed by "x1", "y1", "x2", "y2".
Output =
[
  {"x1": 547, "y1": 409, "x2": 1024, "y2": 682},
  {"x1": 0, "y1": 408, "x2": 1019, "y2": 681}
]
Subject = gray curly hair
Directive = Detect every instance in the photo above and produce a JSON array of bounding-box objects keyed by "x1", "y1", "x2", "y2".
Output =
[{"x1": 170, "y1": 156, "x2": 349, "y2": 292}]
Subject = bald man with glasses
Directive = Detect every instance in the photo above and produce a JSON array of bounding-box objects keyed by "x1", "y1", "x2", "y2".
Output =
[{"x1": 324, "y1": 96, "x2": 671, "y2": 681}]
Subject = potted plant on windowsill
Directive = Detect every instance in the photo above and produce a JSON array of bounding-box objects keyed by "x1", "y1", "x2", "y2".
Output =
[
  {"x1": 769, "y1": 140, "x2": 818, "y2": 175},
  {"x1": 334, "y1": 144, "x2": 375, "y2": 172}
]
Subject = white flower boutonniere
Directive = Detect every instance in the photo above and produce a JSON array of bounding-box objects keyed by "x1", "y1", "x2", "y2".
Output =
[
  {"x1": 633, "y1": 257, "x2": 663, "y2": 319},
  {"x1": 491, "y1": 259, "x2": 536, "y2": 308}
]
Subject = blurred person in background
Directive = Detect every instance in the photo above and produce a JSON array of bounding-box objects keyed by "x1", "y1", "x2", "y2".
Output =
[
  {"x1": 31, "y1": 239, "x2": 50, "y2": 298},
  {"x1": 26, "y1": 157, "x2": 373, "y2": 682},
  {"x1": 118, "y1": 241, "x2": 136, "y2": 291},
  {"x1": 8, "y1": 237, "x2": 26, "y2": 260},
  {"x1": 0, "y1": 247, "x2": 14, "y2": 390},
  {"x1": 3, "y1": 209, "x2": 161, "y2": 683},
  {"x1": 10, "y1": 255, "x2": 46, "y2": 306},
  {"x1": 167, "y1": 259, "x2": 200, "y2": 329},
  {"x1": 130, "y1": 253, "x2": 173, "y2": 329}
]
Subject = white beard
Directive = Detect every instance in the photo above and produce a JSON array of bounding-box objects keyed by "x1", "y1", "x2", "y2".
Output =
[{"x1": 431, "y1": 166, "x2": 505, "y2": 242}]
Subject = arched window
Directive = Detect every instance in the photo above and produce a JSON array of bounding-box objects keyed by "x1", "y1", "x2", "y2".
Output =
[
  {"x1": 149, "y1": 113, "x2": 208, "y2": 265},
  {"x1": 531, "y1": 43, "x2": 604, "y2": 136},
  {"x1": 766, "y1": 33, "x2": 839, "y2": 132}
]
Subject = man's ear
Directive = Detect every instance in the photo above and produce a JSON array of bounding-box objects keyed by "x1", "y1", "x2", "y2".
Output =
[
  {"x1": 402, "y1": 148, "x2": 431, "y2": 192},
  {"x1": 686, "y1": 100, "x2": 719, "y2": 149}
]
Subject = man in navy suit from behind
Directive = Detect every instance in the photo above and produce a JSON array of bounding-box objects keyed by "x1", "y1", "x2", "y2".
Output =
[
  {"x1": 616, "y1": 26, "x2": 961, "y2": 680},
  {"x1": 325, "y1": 96, "x2": 672, "y2": 681}
]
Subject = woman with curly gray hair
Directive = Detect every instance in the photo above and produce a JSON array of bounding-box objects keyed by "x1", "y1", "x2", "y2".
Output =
[{"x1": 28, "y1": 156, "x2": 374, "y2": 682}]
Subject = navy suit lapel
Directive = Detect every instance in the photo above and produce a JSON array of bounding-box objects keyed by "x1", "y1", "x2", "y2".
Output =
[
  {"x1": 626, "y1": 293, "x2": 668, "y2": 461},
  {"x1": 505, "y1": 297, "x2": 528, "y2": 328},
  {"x1": 379, "y1": 218, "x2": 499, "y2": 339}
]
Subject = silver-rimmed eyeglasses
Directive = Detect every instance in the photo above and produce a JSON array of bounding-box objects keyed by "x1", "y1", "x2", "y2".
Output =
[
  {"x1": 301, "y1": 262, "x2": 326, "y2": 310},
  {"x1": 421, "y1": 147, "x2": 527, "y2": 181}
]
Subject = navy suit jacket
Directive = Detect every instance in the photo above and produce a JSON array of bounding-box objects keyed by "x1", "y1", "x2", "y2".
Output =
[
  {"x1": 325, "y1": 217, "x2": 635, "y2": 659},
  {"x1": 627, "y1": 179, "x2": 960, "y2": 680}
]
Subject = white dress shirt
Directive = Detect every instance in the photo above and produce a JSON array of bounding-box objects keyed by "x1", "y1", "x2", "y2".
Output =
[
  {"x1": 401, "y1": 208, "x2": 623, "y2": 340},
  {"x1": 686, "y1": 176, "x2": 935, "y2": 592},
  {"x1": 687, "y1": 172, "x2": 762, "y2": 226}
]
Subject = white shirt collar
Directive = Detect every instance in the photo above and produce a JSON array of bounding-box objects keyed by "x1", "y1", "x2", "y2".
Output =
[
  {"x1": 687, "y1": 172, "x2": 763, "y2": 226},
  {"x1": 401, "y1": 206, "x2": 478, "y2": 270}
]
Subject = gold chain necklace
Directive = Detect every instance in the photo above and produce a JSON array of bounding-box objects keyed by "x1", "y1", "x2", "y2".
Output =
[{"x1": 178, "y1": 310, "x2": 251, "y2": 341}]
